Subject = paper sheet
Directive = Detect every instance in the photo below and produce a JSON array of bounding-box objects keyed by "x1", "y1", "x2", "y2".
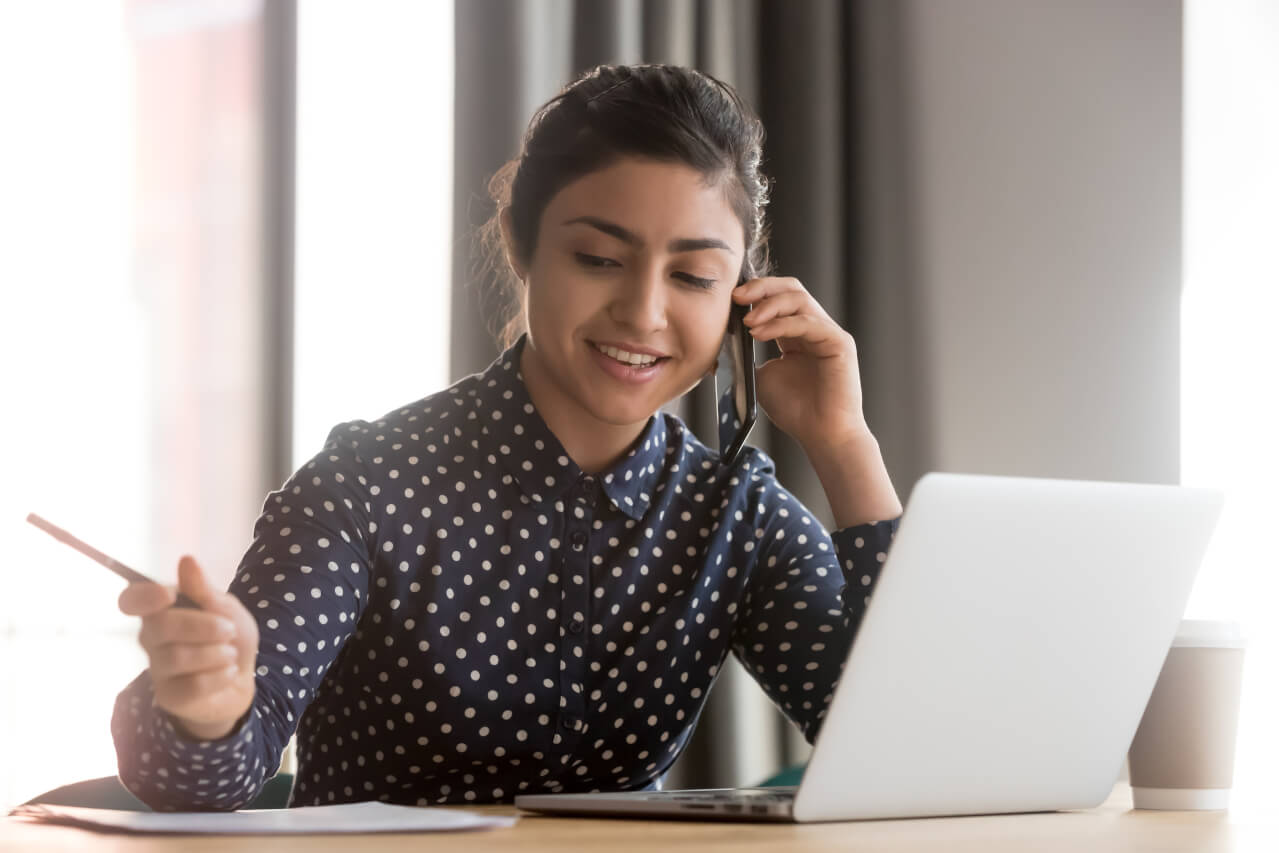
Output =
[{"x1": 9, "y1": 801, "x2": 518, "y2": 835}]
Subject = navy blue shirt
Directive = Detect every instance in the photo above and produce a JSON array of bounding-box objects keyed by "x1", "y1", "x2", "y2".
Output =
[{"x1": 113, "y1": 335, "x2": 898, "y2": 810}]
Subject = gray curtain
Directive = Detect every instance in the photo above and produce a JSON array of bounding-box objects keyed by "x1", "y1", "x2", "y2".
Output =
[{"x1": 451, "y1": 0, "x2": 926, "y2": 787}]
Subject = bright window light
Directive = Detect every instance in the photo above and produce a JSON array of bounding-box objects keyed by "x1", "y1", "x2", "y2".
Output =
[
  {"x1": 293, "y1": 0, "x2": 454, "y2": 466},
  {"x1": 0, "y1": 2, "x2": 144, "y2": 808},
  {"x1": 1181, "y1": 0, "x2": 1279, "y2": 809}
]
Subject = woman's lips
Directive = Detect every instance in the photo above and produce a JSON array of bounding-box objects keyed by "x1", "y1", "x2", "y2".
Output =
[{"x1": 588, "y1": 342, "x2": 669, "y2": 384}]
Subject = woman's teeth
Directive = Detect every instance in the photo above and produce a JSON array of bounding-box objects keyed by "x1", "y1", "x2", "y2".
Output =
[{"x1": 595, "y1": 343, "x2": 660, "y2": 367}]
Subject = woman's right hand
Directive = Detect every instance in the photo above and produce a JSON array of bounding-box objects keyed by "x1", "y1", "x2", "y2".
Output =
[{"x1": 118, "y1": 555, "x2": 259, "y2": 741}]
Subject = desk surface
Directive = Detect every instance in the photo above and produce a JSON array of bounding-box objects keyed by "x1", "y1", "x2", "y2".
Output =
[{"x1": 4, "y1": 785, "x2": 1276, "y2": 852}]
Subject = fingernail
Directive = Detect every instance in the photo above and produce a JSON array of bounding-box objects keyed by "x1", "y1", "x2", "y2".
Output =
[
  {"x1": 216, "y1": 618, "x2": 237, "y2": 638},
  {"x1": 220, "y1": 644, "x2": 238, "y2": 659},
  {"x1": 223, "y1": 663, "x2": 239, "y2": 678}
]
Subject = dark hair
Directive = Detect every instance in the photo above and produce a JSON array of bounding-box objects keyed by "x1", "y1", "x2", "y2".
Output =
[{"x1": 478, "y1": 64, "x2": 772, "y2": 348}]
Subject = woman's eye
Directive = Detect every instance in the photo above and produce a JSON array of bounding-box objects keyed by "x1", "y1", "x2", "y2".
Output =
[
  {"x1": 574, "y1": 253, "x2": 618, "y2": 268},
  {"x1": 574, "y1": 252, "x2": 714, "y2": 290},
  {"x1": 675, "y1": 273, "x2": 716, "y2": 291}
]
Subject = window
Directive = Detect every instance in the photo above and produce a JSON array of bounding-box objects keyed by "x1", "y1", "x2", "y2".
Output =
[
  {"x1": 293, "y1": 0, "x2": 454, "y2": 466},
  {"x1": 1181, "y1": 0, "x2": 1279, "y2": 809},
  {"x1": 1, "y1": 0, "x2": 275, "y2": 806},
  {"x1": 1, "y1": 1, "x2": 453, "y2": 807}
]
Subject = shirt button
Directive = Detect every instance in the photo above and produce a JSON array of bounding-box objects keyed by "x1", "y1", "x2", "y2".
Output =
[
  {"x1": 568, "y1": 619, "x2": 584, "y2": 634},
  {"x1": 562, "y1": 716, "x2": 581, "y2": 731},
  {"x1": 571, "y1": 531, "x2": 587, "y2": 551}
]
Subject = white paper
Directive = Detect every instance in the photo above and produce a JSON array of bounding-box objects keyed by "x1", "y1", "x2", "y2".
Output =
[{"x1": 9, "y1": 801, "x2": 518, "y2": 835}]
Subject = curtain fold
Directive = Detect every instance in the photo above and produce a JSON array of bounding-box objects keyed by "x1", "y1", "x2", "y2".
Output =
[
  {"x1": 574, "y1": 0, "x2": 643, "y2": 68},
  {"x1": 846, "y1": 0, "x2": 935, "y2": 493},
  {"x1": 450, "y1": 0, "x2": 923, "y2": 787},
  {"x1": 641, "y1": 0, "x2": 695, "y2": 65}
]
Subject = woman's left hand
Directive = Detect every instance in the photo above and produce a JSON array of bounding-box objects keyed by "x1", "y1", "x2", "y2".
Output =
[{"x1": 734, "y1": 277, "x2": 869, "y2": 452}]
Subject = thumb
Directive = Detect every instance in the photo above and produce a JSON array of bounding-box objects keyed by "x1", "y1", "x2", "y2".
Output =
[{"x1": 177, "y1": 555, "x2": 221, "y2": 609}]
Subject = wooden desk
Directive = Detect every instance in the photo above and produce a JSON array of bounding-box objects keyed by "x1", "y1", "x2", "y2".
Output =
[{"x1": 4, "y1": 785, "x2": 1276, "y2": 852}]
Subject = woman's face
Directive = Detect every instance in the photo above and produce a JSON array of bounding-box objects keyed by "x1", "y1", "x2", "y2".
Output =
[{"x1": 515, "y1": 157, "x2": 746, "y2": 433}]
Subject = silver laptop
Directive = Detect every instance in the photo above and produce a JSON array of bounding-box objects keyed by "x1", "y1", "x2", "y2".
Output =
[{"x1": 515, "y1": 472, "x2": 1223, "y2": 822}]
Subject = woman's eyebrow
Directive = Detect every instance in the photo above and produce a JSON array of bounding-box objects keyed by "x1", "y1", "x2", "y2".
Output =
[{"x1": 562, "y1": 216, "x2": 733, "y2": 254}]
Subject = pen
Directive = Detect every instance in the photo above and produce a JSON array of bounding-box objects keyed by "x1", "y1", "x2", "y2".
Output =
[{"x1": 25, "y1": 512, "x2": 201, "y2": 609}]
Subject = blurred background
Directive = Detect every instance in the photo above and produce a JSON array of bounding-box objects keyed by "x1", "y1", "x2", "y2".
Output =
[{"x1": 0, "y1": 0, "x2": 1275, "y2": 810}]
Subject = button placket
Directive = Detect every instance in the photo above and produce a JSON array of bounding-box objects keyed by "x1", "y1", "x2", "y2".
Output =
[{"x1": 555, "y1": 474, "x2": 594, "y2": 754}]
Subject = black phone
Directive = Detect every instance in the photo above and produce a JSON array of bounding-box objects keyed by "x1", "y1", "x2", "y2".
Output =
[{"x1": 714, "y1": 291, "x2": 757, "y2": 467}]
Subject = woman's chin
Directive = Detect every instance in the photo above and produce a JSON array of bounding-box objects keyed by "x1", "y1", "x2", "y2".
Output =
[{"x1": 584, "y1": 398, "x2": 662, "y2": 430}]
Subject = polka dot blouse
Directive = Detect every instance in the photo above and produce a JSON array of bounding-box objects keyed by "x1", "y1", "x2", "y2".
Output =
[{"x1": 112, "y1": 335, "x2": 899, "y2": 811}]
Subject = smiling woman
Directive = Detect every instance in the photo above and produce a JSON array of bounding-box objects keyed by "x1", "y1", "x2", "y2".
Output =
[
  {"x1": 511, "y1": 159, "x2": 745, "y2": 473},
  {"x1": 481, "y1": 65, "x2": 898, "y2": 525},
  {"x1": 479, "y1": 65, "x2": 771, "y2": 354},
  {"x1": 108, "y1": 63, "x2": 901, "y2": 812}
]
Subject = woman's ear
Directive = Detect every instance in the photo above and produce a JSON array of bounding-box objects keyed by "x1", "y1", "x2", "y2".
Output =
[{"x1": 498, "y1": 208, "x2": 527, "y2": 282}]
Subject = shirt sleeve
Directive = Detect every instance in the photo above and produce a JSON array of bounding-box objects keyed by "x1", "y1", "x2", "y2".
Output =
[
  {"x1": 730, "y1": 455, "x2": 899, "y2": 744},
  {"x1": 111, "y1": 423, "x2": 377, "y2": 811}
]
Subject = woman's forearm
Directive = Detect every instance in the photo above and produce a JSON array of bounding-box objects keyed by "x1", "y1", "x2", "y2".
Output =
[{"x1": 803, "y1": 429, "x2": 903, "y2": 529}]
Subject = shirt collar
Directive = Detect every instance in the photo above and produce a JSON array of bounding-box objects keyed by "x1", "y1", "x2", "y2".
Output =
[{"x1": 477, "y1": 335, "x2": 667, "y2": 521}]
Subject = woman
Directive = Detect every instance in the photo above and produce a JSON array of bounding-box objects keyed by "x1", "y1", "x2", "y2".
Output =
[{"x1": 113, "y1": 64, "x2": 903, "y2": 811}]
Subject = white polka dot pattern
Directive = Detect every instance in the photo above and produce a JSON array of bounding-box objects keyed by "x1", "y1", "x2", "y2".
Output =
[{"x1": 112, "y1": 335, "x2": 898, "y2": 811}]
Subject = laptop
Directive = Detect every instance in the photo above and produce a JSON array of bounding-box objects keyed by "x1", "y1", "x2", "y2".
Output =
[{"x1": 515, "y1": 472, "x2": 1224, "y2": 822}]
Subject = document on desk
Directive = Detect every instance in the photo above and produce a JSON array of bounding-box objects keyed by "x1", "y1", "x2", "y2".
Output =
[{"x1": 9, "y1": 801, "x2": 518, "y2": 835}]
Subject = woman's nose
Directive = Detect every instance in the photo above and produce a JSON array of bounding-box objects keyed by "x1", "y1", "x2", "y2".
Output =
[{"x1": 609, "y1": 265, "x2": 668, "y2": 333}]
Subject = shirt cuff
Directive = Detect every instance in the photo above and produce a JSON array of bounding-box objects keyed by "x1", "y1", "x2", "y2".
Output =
[
  {"x1": 831, "y1": 516, "x2": 900, "y2": 598},
  {"x1": 113, "y1": 670, "x2": 264, "y2": 811}
]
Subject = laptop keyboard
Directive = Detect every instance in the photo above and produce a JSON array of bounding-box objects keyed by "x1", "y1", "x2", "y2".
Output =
[{"x1": 644, "y1": 787, "x2": 797, "y2": 804}]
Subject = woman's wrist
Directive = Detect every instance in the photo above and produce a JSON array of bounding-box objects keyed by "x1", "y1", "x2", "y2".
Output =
[
  {"x1": 171, "y1": 712, "x2": 242, "y2": 743},
  {"x1": 802, "y1": 428, "x2": 903, "y2": 529}
]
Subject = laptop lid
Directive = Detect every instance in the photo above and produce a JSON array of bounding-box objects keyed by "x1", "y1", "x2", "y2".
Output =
[{"x1": 792, "y1": 472, "x2": 1223, "y2": 821}]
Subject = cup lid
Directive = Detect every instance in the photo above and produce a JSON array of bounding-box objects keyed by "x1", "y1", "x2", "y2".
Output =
[{"x1": 1173, "y1": 619, "x2": 1248, "y2": 649}]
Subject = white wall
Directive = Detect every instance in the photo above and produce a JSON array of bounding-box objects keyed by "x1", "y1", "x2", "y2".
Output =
[{"x1": 902, "y1": 0, "x2": 1182, "y2": 485}]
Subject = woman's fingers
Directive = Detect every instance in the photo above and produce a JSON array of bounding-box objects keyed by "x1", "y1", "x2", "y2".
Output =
[
  {"x1": 734, "y1": 275, "x2": 806, "y2": 303},
  {"x1": 748, "y1": 313, "x2": 846, "y2": 355},
  {"x1": 117, "y1": 558, "x2": 231, "y2": 620},
  {"x1": 148, "y1": 642, "x2": 239, "y2": 681},
  {"x1": 118, "y1": 555, "x2": 261, "y2": 734},
  {"x1": 742, "y1": 289, "x2": 819, "y2": 326},
  {"x1": 152, "y1": 665, "x2": 243, "y2": 713},
  {"x1": 177, "y1": 555, "x2": 220, "y2": 609},
  {"x1": 138, "y1": 608, "x2": 238, "y2": 653},
  {"x1": 118, "y1": 582, "x2": 177, "y2": 617}
]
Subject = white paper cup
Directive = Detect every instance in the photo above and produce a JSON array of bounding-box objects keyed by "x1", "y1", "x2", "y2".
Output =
[{"x1": 1128, "y1": 620, "x2": 1247, "y2": 810}]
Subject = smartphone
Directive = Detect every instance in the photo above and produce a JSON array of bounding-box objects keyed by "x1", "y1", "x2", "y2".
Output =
[{"x1": 714, "y1": 290, "x2": 758, "y2": 468}]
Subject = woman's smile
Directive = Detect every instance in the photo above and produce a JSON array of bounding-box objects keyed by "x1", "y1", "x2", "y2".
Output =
[{"x1": 587, "y1": 339, "x2": 671, "y2": 384}]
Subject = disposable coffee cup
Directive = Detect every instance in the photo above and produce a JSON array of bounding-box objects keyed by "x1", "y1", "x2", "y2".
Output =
[{"x1": 1127, "y1": 619, "x2": 1247, "y2": 810}]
